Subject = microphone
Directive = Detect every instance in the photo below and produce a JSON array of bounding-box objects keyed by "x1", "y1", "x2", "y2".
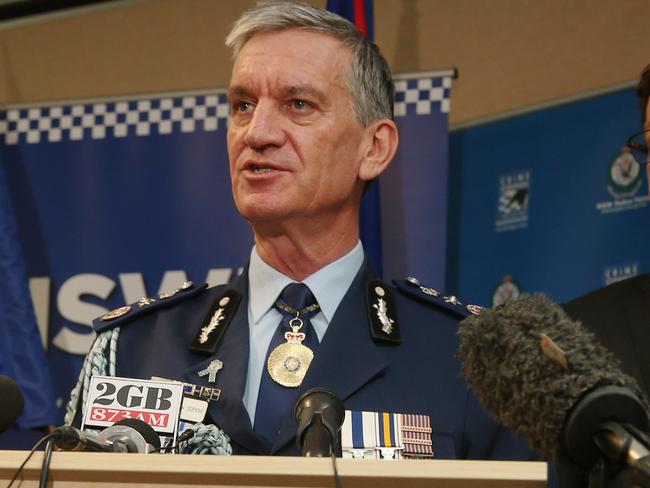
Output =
[
  {"x1": 53, "y1": 425, "x2": 113, "y2": 452},
  {"x1": 176, "y1": 428, "x2": 195, "y2": 444},
  {"x1": 162, "y1": 427, "x2": 195, "y2": 453},
  {"x1": 54, "y1": 418, "x2": 161, "y2": 453},
  {"x1": 295, "y1": 388, "x2": 345, "y2": 457},
  {"x1": 0, "y1": 375, "x2": 24, "y2": 432},
  {"x1": 457, "y1": 294, "x2": 650, "y2": 478}
]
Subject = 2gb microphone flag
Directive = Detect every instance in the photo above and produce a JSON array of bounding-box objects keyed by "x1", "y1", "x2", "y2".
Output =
[
  {"x1": 0, "y1": 78, "x2": 453, "y2": 425},
  {"x1": 82, "y1": 376, "x2": 184, "y2": 447}
]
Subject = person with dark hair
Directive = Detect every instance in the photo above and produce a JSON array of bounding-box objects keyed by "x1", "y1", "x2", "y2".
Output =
[
  {"x1": 559, "y1": 67, "x2": 650, "y2": 487},
  {"x1": 65, "y1": 0, "x2": 532, "y2": 464},
  {"x1": 636, "y1": 64, "x2": 650, "y2": 123},
  {"x1": 564, "y1": 64, "x2": 650, "y2": 396}
]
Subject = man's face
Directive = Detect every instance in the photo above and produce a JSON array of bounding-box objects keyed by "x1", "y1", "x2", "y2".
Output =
[{"x1": 227, "y1": 29, "x2": 371, "y2": 226}]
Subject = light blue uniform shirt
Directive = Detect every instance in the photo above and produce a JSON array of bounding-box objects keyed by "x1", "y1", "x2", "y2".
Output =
[{"x1": 243, "y1": 241, "x2": 365, "y2": 424}]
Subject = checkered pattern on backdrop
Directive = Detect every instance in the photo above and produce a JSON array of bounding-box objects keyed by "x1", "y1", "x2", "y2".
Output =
[
  {"x1": 0, "y1": 76, "x2": 451, "y2": 145},
  {"x1": 393, "y1": 77, "x2": 451, "y2": 117}
]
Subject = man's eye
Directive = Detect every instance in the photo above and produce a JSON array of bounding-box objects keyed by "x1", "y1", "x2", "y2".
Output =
[
  {"x1": 232, "y1": 100, "x2": 254, "y2": 113},
  {"x1": 290, "y1": 99, "x2": 313, "y2": 112}
]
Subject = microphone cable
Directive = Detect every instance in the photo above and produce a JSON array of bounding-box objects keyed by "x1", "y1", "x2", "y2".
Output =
[
  {"x1": 7, "y1": 426, "x2": 113, "y2": 488},
  {"x1": 6, "y1": 432, "x2": 58, "y2": 488},
  {"x1": 38, "y1": 437, "x2": 55, "y2": 488},
  {"x1": 329, "y1": 428, "x2": 342, "y2": 488},
  {"x1": 330, "y1": 452, "x2": 342, "y2": 488}
]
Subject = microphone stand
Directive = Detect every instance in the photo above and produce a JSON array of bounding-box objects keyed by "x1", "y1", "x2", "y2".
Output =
[
  {"x1": 561, "y1": 385, "x2": 650, "y2": 488},
  {"x1": 295, "y1": 389, "x2": 344, "y2": 488},
  {"x1": 588, "y1": 423, "x2": 650, "y2": 488},
  {"x1": 300, "y1": 411, "x2": 340, "y2": 457}
]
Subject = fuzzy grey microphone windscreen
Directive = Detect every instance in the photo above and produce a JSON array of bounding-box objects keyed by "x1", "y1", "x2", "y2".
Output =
[{"x1": 458, "y1": 293, "x2": 646, "y2": 457}]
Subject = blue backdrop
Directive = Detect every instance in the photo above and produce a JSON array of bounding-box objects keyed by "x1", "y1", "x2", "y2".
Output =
[{"x1": 449, "y1": 88, "x2": 649, "y2": 307}]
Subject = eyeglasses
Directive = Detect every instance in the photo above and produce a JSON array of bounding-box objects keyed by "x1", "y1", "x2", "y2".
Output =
[{"x1": 626, "y1": 129, "x2": 650, "y2": 165}]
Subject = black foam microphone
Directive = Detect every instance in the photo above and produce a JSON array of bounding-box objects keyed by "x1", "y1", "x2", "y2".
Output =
[
  {"x1": 458, "y1": 294, "x2": 650, "y2": 478},
  {"x1": 295, "y1": 388, "x2": 345, "y2": 457},
  {"x1": 0, "y1": 375, "x2": 24, "y2": 432},
  {"x1": 54, "y1": 418, "x2": 161, "y2": 453}
]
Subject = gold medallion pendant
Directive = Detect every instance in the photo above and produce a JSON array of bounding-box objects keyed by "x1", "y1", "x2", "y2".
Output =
[{"x1": 267, "y1": 316, "x2": 314, "y2": 387}]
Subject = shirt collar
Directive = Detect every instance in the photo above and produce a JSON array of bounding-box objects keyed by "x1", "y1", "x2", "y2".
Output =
[
  {"x1": 248, "y1": 241, "x2": 365, "y2": 324},
  {"x1": 248, "y1": 247, "x2": 292, "y2": 325}
]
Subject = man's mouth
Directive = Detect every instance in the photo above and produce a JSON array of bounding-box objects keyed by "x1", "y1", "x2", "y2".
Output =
[
  {"x1": 251, "y1": 164, "x2": 274, "y2": 173},
  {"x1": 244, "y1": 161, "x2": 282, "y2": 174}
]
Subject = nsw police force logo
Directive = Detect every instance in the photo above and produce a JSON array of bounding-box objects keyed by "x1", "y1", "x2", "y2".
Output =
[
  {"x1": 608, "y1": 148, "x2": 642, "y2": 197},
  {"x1": 495, "y1": 170, "x2": 530, "y2": 232},
  {"x1": 491, "y1": 275, "x2": 521, "y2": 307},
  {"x1": 596, "y1": 148, "x2": 648, "y2": 214}
]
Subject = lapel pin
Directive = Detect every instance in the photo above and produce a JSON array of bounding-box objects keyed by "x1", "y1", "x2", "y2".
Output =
[{"x1": 197, "y1": 359, "x2": 223, "y2": 383}]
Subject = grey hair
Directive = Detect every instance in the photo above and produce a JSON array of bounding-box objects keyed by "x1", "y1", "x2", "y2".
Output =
[{"x1": 225, "y1": 0, "x2": 393, "y2": 126}]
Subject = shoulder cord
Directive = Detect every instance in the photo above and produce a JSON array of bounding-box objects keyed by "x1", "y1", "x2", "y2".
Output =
[
  {"x1": 64, "y1": 327, "x2": 120, "y2": 425},
  {"x1": 180, "y1": 422, "x2": 233, "y2": 455}
]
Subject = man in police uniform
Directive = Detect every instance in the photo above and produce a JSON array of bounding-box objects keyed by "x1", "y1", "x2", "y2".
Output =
[{"x1": 68, "y1": 1, "x2": 531, "y2": 461}]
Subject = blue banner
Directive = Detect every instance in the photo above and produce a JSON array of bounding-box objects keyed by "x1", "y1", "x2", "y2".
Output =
[
  {"x1": 0, "y1": 73, "x2": 452, "y2": 428},
  {"x1": 383, "y1": 74, "x2": 452, "y2": 288},
  {"x1": 327, "y1": 0, "x2": 382, "y2": 275},
  {"x1": 0, "y1": 153, "x2": 57, "y2": 430},
  {"x1": 450, "y1": 88, "x2": 649, "y2": 306}
]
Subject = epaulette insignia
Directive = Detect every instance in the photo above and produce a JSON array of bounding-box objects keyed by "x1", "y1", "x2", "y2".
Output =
[
  {"x1": 366, "y1": 280, "x2": 401, "y2": 345},
  {"x1": 466, "y1": 304, "x2": 484, "y2": 315},
  {"x1": 94, "y1": 281, "x2": 207, "y2": 333},
  {"x1": 100, "y1": 305, "x2": 131, "y2": 321},
  {"x1": 443, "y1": 295, "x2": 462, "y2": 306},
  {"x1": 137, "y1": 296, "x2": 156, "y2": 307},
  {"x1": 159, "y1": 280, "x2": 194, "y2": 299},
  {"x1": 394, "y1": 277, "x2": 485, "y2": 318},
  {"x1": 189, "y1": 288, "x2": 242, "y2": 354}
]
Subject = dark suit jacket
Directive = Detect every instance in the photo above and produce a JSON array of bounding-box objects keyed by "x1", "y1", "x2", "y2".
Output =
[
  {"x1": 558, "y1": 274, "x2": 650, "y2": 487},
  {"x1": 564, "y1": 274, "x2": 650, "y2": 396},
  {"x1": 93, "y1": 259, "x2": 532, "y2": 460}
]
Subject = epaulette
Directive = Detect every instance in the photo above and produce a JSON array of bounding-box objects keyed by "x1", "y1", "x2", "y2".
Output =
[
  {"x1": 393, "y1": 276, "x2": 484, "y2": 318},
  {"x1": 93, "y1": 281, "x2": 209, "y2": 333},
  {"x1": 366, "y1": 279, "x2": 401, "y2": 344}
]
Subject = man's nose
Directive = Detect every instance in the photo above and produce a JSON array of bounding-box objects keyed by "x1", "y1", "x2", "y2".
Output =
[{"x1": 243, "y1": 102, "x2": 286, "y2": 150}]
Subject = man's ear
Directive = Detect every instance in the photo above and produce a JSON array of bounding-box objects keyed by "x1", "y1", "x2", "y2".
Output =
[{"x1": 358, "y1": 119, "x2": 399, "y2": 182}]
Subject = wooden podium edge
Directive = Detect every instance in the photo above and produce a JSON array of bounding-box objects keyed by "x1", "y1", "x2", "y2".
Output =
[{"x1": 0, "y1": 451, "x2": 547, "y2": 487}]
